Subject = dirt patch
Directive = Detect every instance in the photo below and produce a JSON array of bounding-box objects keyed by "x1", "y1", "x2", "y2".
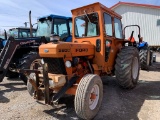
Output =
[{"x1": 0, "y1": 53, "x2": 160, "y2": 120}]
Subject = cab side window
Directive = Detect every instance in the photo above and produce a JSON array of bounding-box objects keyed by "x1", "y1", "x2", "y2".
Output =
[
  {"x1": 104, "y1": 13, "x2": 112, "y2": 36},
  {"x1": 114, "y1": 18, "x2": 123, "y2": 39}
]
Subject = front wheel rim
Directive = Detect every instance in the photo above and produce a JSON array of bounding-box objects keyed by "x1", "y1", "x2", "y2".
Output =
[{"x1": 89, "y1": 84, "x2": 99, "y2": 110}]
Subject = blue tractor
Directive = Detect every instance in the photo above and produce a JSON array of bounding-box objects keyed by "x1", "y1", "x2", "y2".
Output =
[
  {"x1": 19, "y1": 14, "x2": 72, "y2": 83},
  {"x1": 0, "y1": 14, "x2": 72, "y2": 84},
  {"x1": 124, "y1": 25, "x2": 152, "y2": 70},
  {"x1": 0, "y1": 27, "x2": 37, "y2": 78},
  {"x1": 36, "y1": 14, "x2": 72, "y2": 42},
  {"x1": 1, "y1": 27, "x2": 37, "y2": 48}
]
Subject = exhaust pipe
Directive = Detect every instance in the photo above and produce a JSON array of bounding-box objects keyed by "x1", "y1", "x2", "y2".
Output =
[
  {"x1": 4, "y1": 29, "x2": 7, "y2": 40},
  {"x1": 29, "y1": 10, "x2": 33, "y2": 37}
]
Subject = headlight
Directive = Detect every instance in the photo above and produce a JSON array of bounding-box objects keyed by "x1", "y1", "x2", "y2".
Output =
[{"x1": 65, "y1": 61, "x2": 72, "y2": 68}]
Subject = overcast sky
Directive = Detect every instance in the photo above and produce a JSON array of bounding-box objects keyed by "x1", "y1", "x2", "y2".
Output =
[{"x1": 0, "y1": 0, "x2": 160, "y2": 31}]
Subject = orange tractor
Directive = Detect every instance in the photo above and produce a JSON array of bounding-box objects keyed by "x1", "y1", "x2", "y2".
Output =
[{"x1": 24, "y1": 2, "x2": 140, "y2": 119}]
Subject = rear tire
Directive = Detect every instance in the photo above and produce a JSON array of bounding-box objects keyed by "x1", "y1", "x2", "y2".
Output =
[
  {"x1": 115, "y1": 46, "x2": 140, "y2": 89},
  {"x1": 74, "y1": 74, "x2": 103, "y2": 120},
  {"x1": 19, "y1": 52, "x2": 42, "y2": 84},
  {"x1": 139, "y1": 47, "x2": 150, "y2": 70}
]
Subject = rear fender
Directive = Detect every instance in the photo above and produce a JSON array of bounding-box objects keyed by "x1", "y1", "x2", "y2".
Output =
[{"x1": 138, "y1": 42, "x2": 148, "y2": 49}]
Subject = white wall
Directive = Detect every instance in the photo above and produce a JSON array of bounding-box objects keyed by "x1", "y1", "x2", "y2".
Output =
[{"x1": 112, "y1": 5, "x2": 160, "y2": 46}]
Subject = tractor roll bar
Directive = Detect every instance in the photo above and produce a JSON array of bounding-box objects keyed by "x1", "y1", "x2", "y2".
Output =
[{"x1": 123, "y1": 25, "x2": 141, "y2": 43}]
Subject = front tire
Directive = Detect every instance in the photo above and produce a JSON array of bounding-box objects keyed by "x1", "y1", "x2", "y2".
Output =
[
  {"x1": 19, "y1": 52, "x2": 42, "y2": 84},
  {"x1": 115, "y1": 46, "x2": 140, "y2": 89},
  {"x1": 6, "y1": 70, "x2": 19, "y2": 78},
  {"x1": 6, "y1": 63, "x2": 19, "y2": 78},
  {"x1": 74, "y1": 74, "x2": 103, "y2": 120}
]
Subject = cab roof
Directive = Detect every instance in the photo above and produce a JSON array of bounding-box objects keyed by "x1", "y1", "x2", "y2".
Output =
[
  {"x1": 71, "y1": 2, "x2": 121, "y2": 19},
  {"x1": 9, "y1": 27, "x2": 36, "y2": 31},
  {"x1": 38, "y1": 14, "x2": 72, "y2": 20}
]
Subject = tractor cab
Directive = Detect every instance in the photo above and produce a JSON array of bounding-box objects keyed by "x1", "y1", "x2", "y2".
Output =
[
  {"x1": 8, "y1": 27, "x2": 37, "y2": 38},
  {"x1": 72, "y1": 2, "x2": 124, "y2": 72},
  {"x1": 1, "y1": 27, "x2": 37, "y2": 48},
  {"x1": 36, "y1": 14, "x2": 72, "y2": 42}
]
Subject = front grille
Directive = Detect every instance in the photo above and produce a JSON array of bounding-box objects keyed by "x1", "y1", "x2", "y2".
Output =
[{"x1": 43, "y1": 58, "x2": 66, "y2": 74}]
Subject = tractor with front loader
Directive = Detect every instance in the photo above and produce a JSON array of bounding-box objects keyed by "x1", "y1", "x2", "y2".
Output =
[
  {"x1": 24, "y1": 2, "x2": 140, "y2": 119},
  {"x1": 0, "y1": 13, "x2": 72, "y2": 84}
]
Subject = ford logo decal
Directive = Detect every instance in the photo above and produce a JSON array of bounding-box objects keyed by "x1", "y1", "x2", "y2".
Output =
[{"x1": 44, "y1": 49, "x2": 49, "y2": 53}]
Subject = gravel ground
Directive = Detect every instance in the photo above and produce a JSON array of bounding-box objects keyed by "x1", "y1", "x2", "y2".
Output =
[{"x1": 0, "y1": 53, "x2": 160, "y2": 120}]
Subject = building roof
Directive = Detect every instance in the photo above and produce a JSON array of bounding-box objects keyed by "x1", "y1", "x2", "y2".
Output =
[{"x1": 111, "y1": 2, "x2": 160, "y2": 10}]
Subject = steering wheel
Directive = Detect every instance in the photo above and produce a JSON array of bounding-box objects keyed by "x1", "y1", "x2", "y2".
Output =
[
  {"x1": 60, "y1": 33, "x2": 68, "y2": 41},
  {"x1": 62, "y1": 36, "x2": 68, "y2": 41}
]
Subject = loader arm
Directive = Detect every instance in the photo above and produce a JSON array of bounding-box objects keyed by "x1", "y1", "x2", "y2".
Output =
[{"x1": 0, "y1": 37, "x2": 42, "y2": 82}]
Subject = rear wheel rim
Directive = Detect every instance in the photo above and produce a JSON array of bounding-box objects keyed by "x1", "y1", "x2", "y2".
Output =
[
  {"x1": 132, "y1": 57, "x2": 139, "y2": 80},
  {"x1": 89, "y1": 84, "x2": 99, "y2": 110},
  {"x1": 28, "y1": 59, "x2": 42, "y2": 96}
]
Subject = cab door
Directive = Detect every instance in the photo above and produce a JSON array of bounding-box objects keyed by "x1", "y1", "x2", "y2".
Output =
[
  {"x1": 103, "y1": 13, "x2": 123, "y2": 73},
  {"x1": 103, "y1": 12, "x2": 114, "y2": 73}
]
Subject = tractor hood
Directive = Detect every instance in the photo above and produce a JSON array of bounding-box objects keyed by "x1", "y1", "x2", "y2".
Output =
[{"x1": 39, "y1": 42, "x2": 94, "y2": 58}]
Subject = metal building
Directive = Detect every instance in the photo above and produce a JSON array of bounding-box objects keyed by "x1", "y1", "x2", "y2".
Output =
[{"x1": 111, "y1": 2, "x2": 160, "y2": 46}]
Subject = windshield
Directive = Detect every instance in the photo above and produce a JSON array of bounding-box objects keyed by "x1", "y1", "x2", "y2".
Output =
[
  {"x1": 9, "y1": 29, "x2": 18, "y2": 38},
  {"x1": 36, "y1": 19, "x2": 52, "y2": 37},
  {"x1": 8, "y1": 29, "x2": 36, "y2": 38},
  {"x1": 53, "y1": 18, "x2": 70, "y2": 41},
  {"x1": 75, "y1": 12, "x2": 99, "y2": 38},
  {"x1": 19, "y1": 29, "x2": 36, "y2": 38}
]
